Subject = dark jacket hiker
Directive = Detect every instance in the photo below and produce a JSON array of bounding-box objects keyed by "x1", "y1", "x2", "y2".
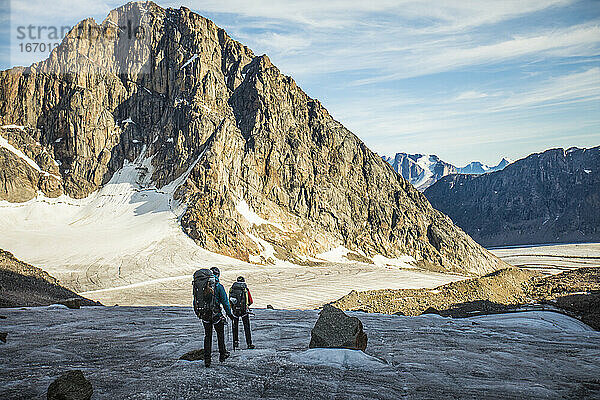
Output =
[
  {"x1": 192, "y1": 267, "x2": 233, "y2": 367},
  {"x1": 229, "y1": 276, "x2": 255, "y2": 350}
]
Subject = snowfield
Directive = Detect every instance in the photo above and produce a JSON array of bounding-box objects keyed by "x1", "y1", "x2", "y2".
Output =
[
  {"x1": 0, "y1": 153, "x2": 463, "y2": 309},
  {"x1": 490, "y1": 242, "x2": 600, "y2": 274},
  {"x1": 0, "y1": 307, "x2": 598, "y2": 399}
]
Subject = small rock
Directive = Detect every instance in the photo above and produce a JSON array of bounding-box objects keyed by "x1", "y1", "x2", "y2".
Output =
[
  {"x1": 266, "y1": 304, "x2": 274, "y2": 310},
  {"x1": 0, "y1": 332, "x2": 7, "y2": 343},
  {"x1": 47, "y1": 370, "x2": 93, "y2": 400},
  {"x1": 309, "y1": 304, "x2": 368, "y2": 351},
  {"x1": 179, "y1": 349, "x2": 205, "y2": 361},
  {"x1": 58, "y1": 298, "x2": 81, "y2": 309},
  {"x1": 0, "y1": 315, "x2": 7, "y2": 319}
]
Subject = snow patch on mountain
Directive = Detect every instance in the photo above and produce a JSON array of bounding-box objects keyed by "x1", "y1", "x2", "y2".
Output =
[
  {"x1": 236, "y1": 200, "x2": 284, "y2": 231},
  {"x1": 180, "y1": 54, "x2": 198, "y2": 69},
  {"x1": 1, "y1": 124, "x2": 25, "y2": 130},
  {"x1": 412, "y1": 155, "x2": 437, "y2": 188},
  {"x1": 0, "y1": 133, "x2": 60, "y2": 179}
]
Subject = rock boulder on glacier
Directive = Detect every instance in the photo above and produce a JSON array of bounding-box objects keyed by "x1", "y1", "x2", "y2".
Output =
[
  {"x1": 309, "y1": 305, "x2": 368, "y2": 351},
  {"x1": 47, "y1": 370, "x2": 93, "y2": 400},
  {"x1": 179, "y1": 349, "x2": 205, "y2": 361}
]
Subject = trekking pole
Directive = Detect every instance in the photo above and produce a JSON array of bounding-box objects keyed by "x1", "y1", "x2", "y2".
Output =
[{"x1": 226, "y1": 319, "x2": 232, "y2": 351}]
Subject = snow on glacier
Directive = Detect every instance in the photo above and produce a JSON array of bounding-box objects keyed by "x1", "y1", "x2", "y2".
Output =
[
  {"x1": 0, "y1": 149, "x2": 464, "y2": 309},
  {"x1": 0, "y1": 307, "x2": 598, "y2": 399},
  {"x1": 290, "y1": 348, "x2": 387, "y2": 370}
]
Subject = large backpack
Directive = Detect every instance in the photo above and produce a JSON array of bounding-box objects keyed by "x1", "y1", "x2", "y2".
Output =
[
  {"x1": 192, "y1": 269, "x2": 219, "y2": 320},
  {"x1": 229, "y1": 281, "x2": 248, "y2": 317}
]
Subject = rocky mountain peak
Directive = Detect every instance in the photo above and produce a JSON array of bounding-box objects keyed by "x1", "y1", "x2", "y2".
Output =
[{"x1": 0, "y1": 2, "x2": 506, "y2": 275}]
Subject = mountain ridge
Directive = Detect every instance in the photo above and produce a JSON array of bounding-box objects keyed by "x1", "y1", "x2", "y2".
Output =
[{"x1": 424, "y1": 146, "x2": 600, "y2": 246}]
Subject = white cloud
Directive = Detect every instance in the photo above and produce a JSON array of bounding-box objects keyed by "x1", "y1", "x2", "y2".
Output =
[
  {"x1": 351, "y1": 23, "x2": 600, "y2": 84},
  {"x1": 249, "y1": 32, "x2": 312, "y2": 54},
  {"x1": 492, "y1": 67, "x2": 600, "y2": 111},
  {"x1": 455, "y1": 91, "x2": 490, "y2": 101}
]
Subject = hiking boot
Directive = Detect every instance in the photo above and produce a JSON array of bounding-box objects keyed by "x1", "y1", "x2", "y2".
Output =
[
  {"x1": 247, "y1": 344, "x2": 255, "y2": 350},
  {"x1": 219, "y1": 351, "x2": 230, "y2": 362}
]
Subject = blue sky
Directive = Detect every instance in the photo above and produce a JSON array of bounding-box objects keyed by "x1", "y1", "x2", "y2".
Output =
[{"x1": 1, "y1": 0, "x2": 599, "y2": 166}]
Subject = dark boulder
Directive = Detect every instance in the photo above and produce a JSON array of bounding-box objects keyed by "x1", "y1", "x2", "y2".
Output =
[
  {"x1": 421, "y1": 307, "x2": 440, "y2": 315},
  {"x1": 266, "y1": 304, "x2": 274, "y2": 310},
  {"x1": 0, "y1": 332, "x2": 7, "y2": 343},
  {"x1": 58, "y1": 298, "x2": 82, "y2": 309},
  {"x1": 309, "y1": 305, "x2": 368, "y2": 351},
  {"x1": 47, "y1": 370, "x2": 93, "y2": 400},
  {"x1": 179, "y1": 349, "x2": 205, "y2": 361}
]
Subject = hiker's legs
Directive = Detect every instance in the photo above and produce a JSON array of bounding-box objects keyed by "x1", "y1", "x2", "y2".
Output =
[
  {"x1": 232, "y1": 316, "x2": 240, "y2": 348},
  {"x1": 242, "y1": 314, "x2": 252, "y2": 346},
  {"x1": 214, "y1": 319, "x2": 227, "y2": 356},
  {"x1": 202, "y1": 321, "x2": 212, "y2": 365}
]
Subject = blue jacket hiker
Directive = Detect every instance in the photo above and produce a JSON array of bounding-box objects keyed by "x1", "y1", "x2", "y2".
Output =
[
  {"x1": 213, "y1": 273, "x2": 233, "y2": 319},
  {"x1": 201, "y1": 267, "x2": 234, "y2": 367}
]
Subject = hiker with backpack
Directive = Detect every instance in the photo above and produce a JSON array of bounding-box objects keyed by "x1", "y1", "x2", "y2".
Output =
[
  {"x1": 192, "y1": 267, "x2": 234, "y2": 367},
  {"x1": 229, "y1": 276, "x2": 255, "y2": 350}
]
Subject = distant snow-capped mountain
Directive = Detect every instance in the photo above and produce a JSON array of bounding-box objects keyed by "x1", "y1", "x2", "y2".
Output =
[
  {"x1": 383, "y1": 153, "x2": 511, "y2": 190},
  {"x1": 382, "y1": 153, "x2": 457, "y2": 190},
  {"x1": 457, "y1": 158, "x2": 513, "y2": 174}
]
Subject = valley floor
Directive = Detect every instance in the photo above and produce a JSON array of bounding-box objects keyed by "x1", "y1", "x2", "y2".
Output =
[
  {"x1": 0, "y1": 307, "x2": 598, "y2": 399},
  {"x1": 490, "y1": 242, "x2": 600, "y2": 274}
]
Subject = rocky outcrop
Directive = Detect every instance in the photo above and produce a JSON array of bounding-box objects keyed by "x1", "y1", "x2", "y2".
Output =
[
  {"x1": 47, "y1": 370, "x2": 93, "y2": 400},
  {"x1": 58, "y1": 298, "x2": 82, "y2": 309},
  {"x1": 333, "y1": 268, "x2": 538, "y2": 316},
  {"x1": 333, "y1": 267, "x2": 600, "y2": 329},
  {"x1": 309, "y1": 304, "x2": 367, "y2": 351},
  {"x1": 0, "y1": 125, "x2": 62, "y2": 202},
  {"x1": 0, "y1": 2, "x2": 506, "y2": 275},
  {"x1": 0, "y1": 249, "x2": 99, "y2": 307},
  {"x1": 425, "y1": 147, "x2": 600, "y2": 246}
]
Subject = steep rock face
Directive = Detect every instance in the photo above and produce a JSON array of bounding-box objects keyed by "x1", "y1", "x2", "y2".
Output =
[
  {"x1": 0, "y1": 2, "x2": 505, "y2": 275},
  {"x1": 425, "y1": 147, "x2": 600, "y2": 246},
  {"x1": 0, "y1": 125, "x2": 62, "y2": 201}
]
